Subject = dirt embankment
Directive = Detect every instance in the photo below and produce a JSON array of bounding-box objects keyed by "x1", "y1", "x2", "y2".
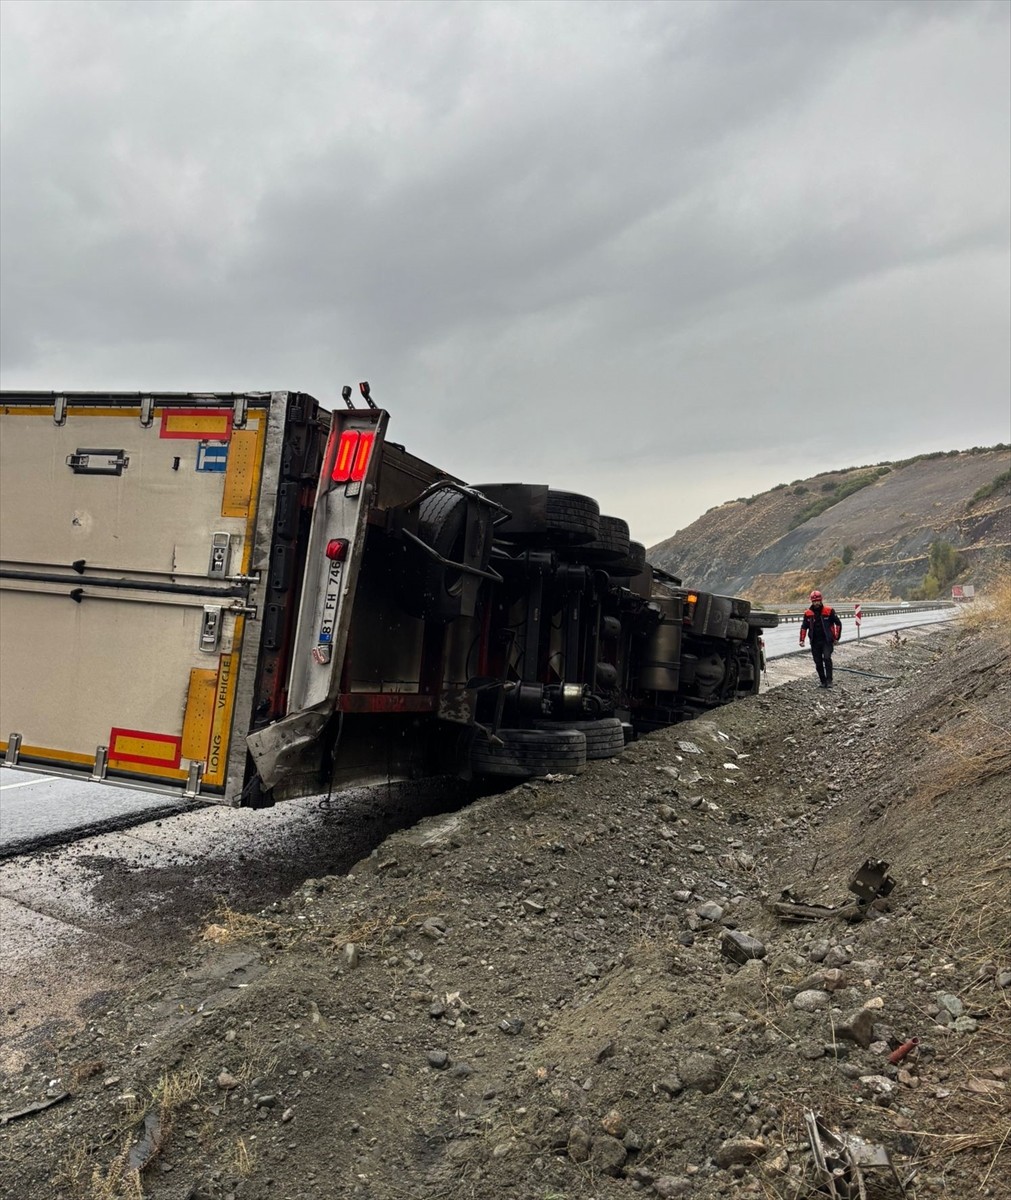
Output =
[{"x1": 1, "y1": 619, "x2": 1009, "y2": 1200}]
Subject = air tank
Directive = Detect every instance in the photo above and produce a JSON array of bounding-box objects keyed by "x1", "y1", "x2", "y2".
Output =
[{"x1": 637, "y1": 595, "x2": 683, "y2": 692}]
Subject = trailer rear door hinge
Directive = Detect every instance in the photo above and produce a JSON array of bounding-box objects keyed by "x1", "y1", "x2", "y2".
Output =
[
  {"x1": 232, "y1": 396, "x2": 248, "y2": 428},
  {"x1": 139, "y1": 396, "x2": 155, "y2": 427},
  {"x1": 53, "y1": 396, "x2": 67, "y2": 426}
]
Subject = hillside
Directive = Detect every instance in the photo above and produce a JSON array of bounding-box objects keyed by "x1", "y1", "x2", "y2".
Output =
[{"x1": 648, "y1": 447, "x2": 1011, "y2": 603}]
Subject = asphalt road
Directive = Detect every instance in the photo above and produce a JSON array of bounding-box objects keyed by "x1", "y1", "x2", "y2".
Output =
[
  {"x1": 760, "y1": 604, "x2": 956, "y2": 659},
  {"x1": 0, "y1": 607, "x2": 957, "y2": 854}
]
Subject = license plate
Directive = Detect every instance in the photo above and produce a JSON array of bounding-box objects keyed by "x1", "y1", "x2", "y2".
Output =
[{"x1": 318, "y1": 559, "x2": 344, "y2": 645}]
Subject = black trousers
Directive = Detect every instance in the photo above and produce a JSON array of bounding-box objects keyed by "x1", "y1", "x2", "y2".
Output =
[{"x1": 810, "y1": 639, "x2": 833, "y2": 683}]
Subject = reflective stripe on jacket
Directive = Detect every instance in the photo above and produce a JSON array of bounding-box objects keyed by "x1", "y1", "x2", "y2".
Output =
[{"x1": 800, "y1": 605, "x2": 842, "y2": 645}]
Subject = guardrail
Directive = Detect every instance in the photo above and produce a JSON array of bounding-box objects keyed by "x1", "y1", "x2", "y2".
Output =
[{"x1": 774, "y1": 602, "x2": 955, "y2": 624}]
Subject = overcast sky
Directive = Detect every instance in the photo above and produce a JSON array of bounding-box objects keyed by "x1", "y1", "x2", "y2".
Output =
[{"x1": 1, "y1": 0, "x2": 1008, "y2": 545}]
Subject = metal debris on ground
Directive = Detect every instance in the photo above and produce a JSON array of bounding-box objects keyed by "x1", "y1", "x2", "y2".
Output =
[
  {"x1": 126, "y1": 1110, "x2": 164, "y2": 1171},
  {"x1": 0, "y1": 1092, "x2": 71, "y2": 1125},
  {"x1": 770, "y1": 886, "x2": 861, "y2": 923},
  {"x1": 849, "y1": 859, "x2": 896, "y2": 910},
  {"x1": 805, "y1": 1109, "x2": 907, "y2": 1199},
  {"x1": 887, "y1": 1037, "x2": 919, "y2": 1065}
]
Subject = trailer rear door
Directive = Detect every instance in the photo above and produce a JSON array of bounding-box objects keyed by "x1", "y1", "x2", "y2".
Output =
[{"x1": 0, "y1": 392, "x2": 288, "y2": 802}]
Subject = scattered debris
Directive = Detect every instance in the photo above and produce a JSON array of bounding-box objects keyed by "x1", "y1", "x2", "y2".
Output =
[
  {"x1": 126, "y1": 1110, "x2": 164, "y2": 1171},
  {"x1": 772, "y1": 887, "x2": 860, "y2": 923},
  {"x1": 805, "y1": 1109, "x2": 907, "y2": 1199},
  {"x1": 0, "y1": 1092, "x2": 71, "y2": 1125},
  {"x1": 849, "y1": 859, "x2": 897, "y2": 911},
  {"x1": 888, "y1": 1037, "x2": 919, "y2": 1065}
]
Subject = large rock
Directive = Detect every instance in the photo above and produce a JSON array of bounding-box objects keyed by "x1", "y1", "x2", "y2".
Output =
[
  {"x1": 836, "y1": 1007, "x2": 877, "y2": 1048},
  {"x1": 714, "y1": 1137, "x2": 767, "y2": 1169},
  {"x1": 678, "y1": 1052, "x2": 723, "y2": 1094},
  {"x1": 589, "y1": 1135, "x2": 628, "y2": 1176},
  {"x1": 722, "y1": 930, "x2": 767, "y2": 964}
]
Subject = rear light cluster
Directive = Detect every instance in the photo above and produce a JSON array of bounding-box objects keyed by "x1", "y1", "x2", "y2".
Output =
[
  {"x1": 326, "y1": 538, "x2": 348, "y2": 561},
  {"x1": 332, "y1": 429, "x2": 375, "y2": 483}
]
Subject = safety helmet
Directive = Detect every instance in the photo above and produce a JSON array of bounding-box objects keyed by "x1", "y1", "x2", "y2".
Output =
[{"x1": 809, "y1": 590, "x2": 823, "y2": 603}]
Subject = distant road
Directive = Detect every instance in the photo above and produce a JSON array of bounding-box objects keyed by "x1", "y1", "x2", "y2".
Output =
[{"x1": 762, "y1": 604, "x2": 956, "y2": 659}]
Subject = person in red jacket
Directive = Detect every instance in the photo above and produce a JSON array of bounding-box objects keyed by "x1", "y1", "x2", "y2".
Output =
[{"x1": 800, "y1": 590, "x2": 842, "y2": 687}]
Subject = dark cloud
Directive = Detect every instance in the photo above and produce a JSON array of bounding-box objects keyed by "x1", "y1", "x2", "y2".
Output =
[{"x1": 2, "y1": 0, "x2": 1008, "y2": 543}]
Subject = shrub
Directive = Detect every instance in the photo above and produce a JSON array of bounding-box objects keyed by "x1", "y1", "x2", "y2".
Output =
[{"x1": 967, "y1": 468, "x2": 1011, "y2": 510}]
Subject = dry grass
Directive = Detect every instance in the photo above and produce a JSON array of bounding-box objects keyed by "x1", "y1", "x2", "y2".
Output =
[
  {"x1": 958, "y1": 570, "x2": 1011, "y2": 630},
  {"x1": 327, "y1": 892, "x2": 446, "y2": 955},
  {"x1": 200, "y1": 903, "x2": 283, "y2": 946},
  {"x1": 55, "y1": 1069, "x2": 204, "y2": 1199},
  {"x1": 919, "y1": 694, "x2": 1011, "y2": 808},
  {"x1": 234, "y1": 1137, "x2": 256, "y2": 1176}
]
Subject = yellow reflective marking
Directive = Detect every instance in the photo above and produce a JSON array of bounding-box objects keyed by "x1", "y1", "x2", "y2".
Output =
[
  {"x1": 110, "y1": 733, "x2": 179, "y2": 765},
  {"x1": 221, "y1": 429, "x2": 259, "y2": 518},
  {"x1": 181, "y1": 668, "x2": 218, "y2": 763},
  {"x1": 163, "y1": 413, "x2": 231, "y2": 436},
  {"x1": 204, "y1": 652, "x2": 238, "y2": 787},
  {"x1": 0, "y1": 743, "x2": 93, "y2": 765}
]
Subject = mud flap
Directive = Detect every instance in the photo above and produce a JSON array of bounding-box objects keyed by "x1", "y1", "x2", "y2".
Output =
[{"x1": 246, "y1": 708, "x2": 330, "y2": 790}]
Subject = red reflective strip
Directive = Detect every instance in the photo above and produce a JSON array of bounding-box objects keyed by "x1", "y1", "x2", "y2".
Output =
[
  {"x1": 350, "y1": 431, "x2": 375, "y2": 482},
  {"x1": 332, "y1": 430, "x2": 360, "y2": 481},
  {"x1": 108, "y1": 727, "x2": 183, "y2": 768}
]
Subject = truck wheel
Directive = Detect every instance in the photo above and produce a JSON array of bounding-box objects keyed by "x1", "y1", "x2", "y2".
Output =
[
  {"x1": 544, "y1": 490, "x2": 600, "y2": 543},
  {"x1": 747, "y1": 611, "x2": 779, "y2": 629},
  {"x1": 608, "y1": 540, "x2": 646, "y2": 577},
  {"x1": 397, "y1": 489, "x2": 472, "y2": 622},
  {"x1": 477, "y1": 484, "x2": 600, "y2": 544},
  {"x1": 531, "y1": 717, "x2": 624, "y2": 760},
  {"x1": 571, "y1": 515, "x2": 630, "y2": 562},
  {"x1": 471, "y1": 728, "x2": 587, "y2": 778}
]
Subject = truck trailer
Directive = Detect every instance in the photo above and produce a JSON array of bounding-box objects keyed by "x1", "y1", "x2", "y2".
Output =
[{"x1": 0, "y1": 388, "x2": 777, "y2": 807}]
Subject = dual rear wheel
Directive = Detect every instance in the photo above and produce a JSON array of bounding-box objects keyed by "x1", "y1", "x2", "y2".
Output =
[{"x1": 471, "y1": 717, "x2": 625, "y2": 779}]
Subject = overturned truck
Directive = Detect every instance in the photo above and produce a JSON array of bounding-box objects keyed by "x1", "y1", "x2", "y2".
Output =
[{"x1": 0, "y1": 388, "x2": 777, "y2": 806}]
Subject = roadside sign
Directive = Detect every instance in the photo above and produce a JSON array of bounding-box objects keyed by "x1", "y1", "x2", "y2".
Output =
[{"x1": 854, "y1": 602, "x2": 862, "y2": 639}]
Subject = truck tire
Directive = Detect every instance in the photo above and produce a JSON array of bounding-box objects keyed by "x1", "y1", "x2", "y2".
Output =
[
  {"x1": 531, "y1": 717, "x2": 624, "y2": 760},
  {"x1": 477, "y1": 484, "x2": 600, "y2": 545},
  {"x1": 571, "y1": 515, "x2": 630, "y2": 562},
  {"x1": 397, "y1": 489, "x2": 471, "y2": 622},
  {"x1": 471, "y1": 728, "x2": 587, "y2": 778},
  {"x1": 544, "y1": 490, "x2": 600, "y2": 543},
  {"x1": 608, "y1": 540, "x2": 646, "y2": 577},
  {"x1": 747, "y1": 610, "x2": 779, "y2": 629}
]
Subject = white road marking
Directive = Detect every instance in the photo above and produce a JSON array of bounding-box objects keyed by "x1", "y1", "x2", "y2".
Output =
[{"x1": 0, "y1": 776, "x2": 57, "y2": 791}]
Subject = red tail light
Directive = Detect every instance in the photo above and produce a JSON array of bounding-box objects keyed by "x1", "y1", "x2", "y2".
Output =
[
  {"x1": 350, "y1": 431, "x2": 375, "y2": 481},
  {"x1": 325, "y1": 538, "x2": 348, "y2": 561},
  {"x1": 331, "y1": 428, "x2": 376, "y2": 483},
  {"x1": 332, "y1": 430, "x2": 359, "y2": 481}
]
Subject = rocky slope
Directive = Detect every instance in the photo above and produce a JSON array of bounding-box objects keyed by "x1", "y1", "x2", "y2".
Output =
[
  {"x1": 649, "y1": 447, "x2": 1011, "y2": 602},
  {"x1": 0, "y1": 617, "x2": 1008, "y2": 1200}
]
